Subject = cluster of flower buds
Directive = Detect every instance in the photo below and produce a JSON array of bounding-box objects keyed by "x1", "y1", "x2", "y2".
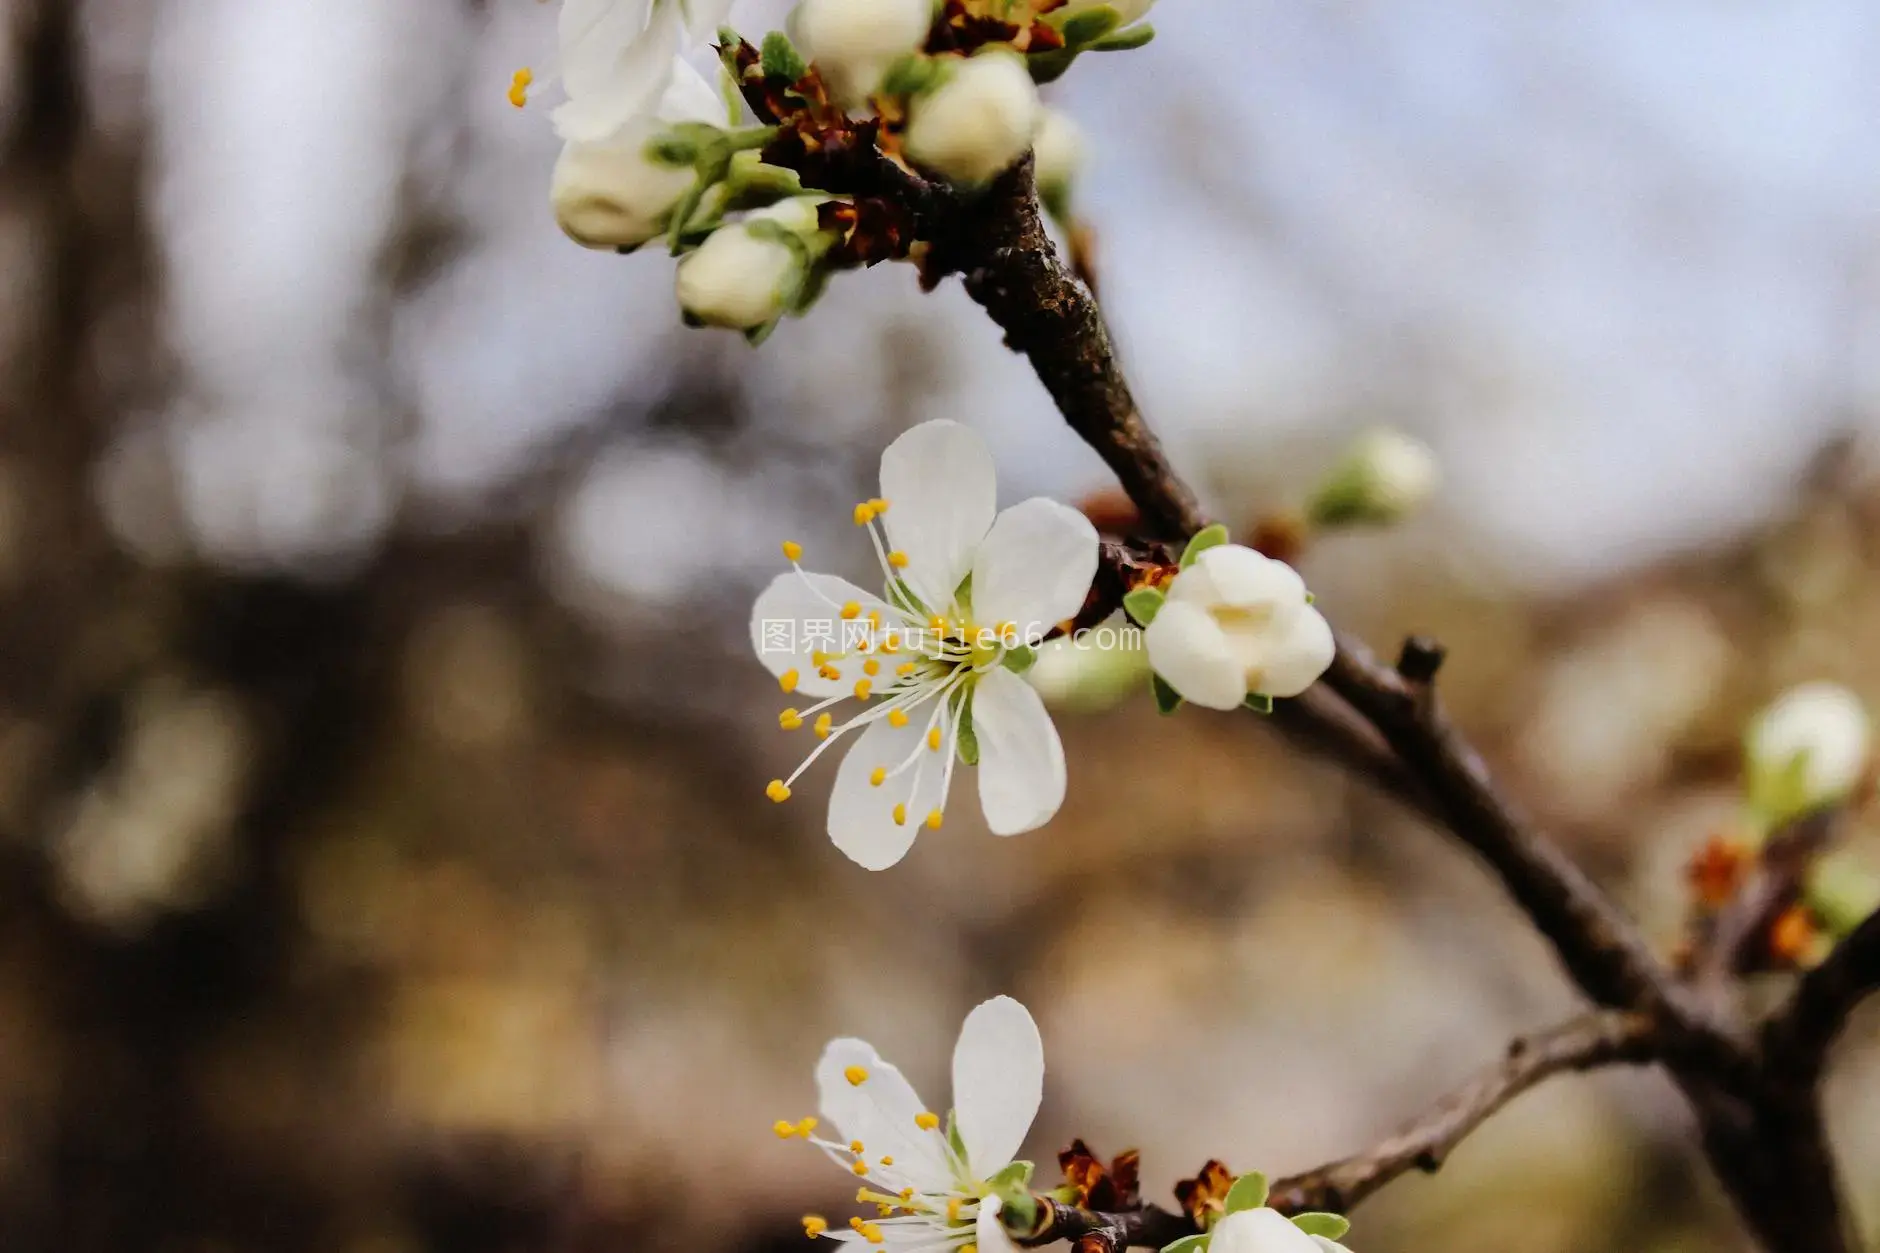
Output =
[{"x1": 514, "y1": 0, "x2": 1158, "y2": 341}]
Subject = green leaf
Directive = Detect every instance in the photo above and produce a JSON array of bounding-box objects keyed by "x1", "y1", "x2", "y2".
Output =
[
  {"x1": 987, "y1": 1160, "x2": 1034, "y2": 1191},
  {"x1": 1244, "y1": 693, "x2": 1274, "y2": 714},
  {"x1": 955, "y1": 693, "x2": 980, "y2": 766},
  {"x1": 1151, "y1": 673, "x2": 1183, "y2": 715},
  {"x1": 1090, "y1": 22, "x2": 1155, "y2": 51},
  {"x1": 1026, "y1": 48, "x2": 1078, "y2": 85},
  {"x1": 760, "y1": 30, "x2": 807, "y2": 82},
  {"x1": 1289, "y1": 1214, "x2": 1350, "y2": 1240},
  {"x1": 1122, "y1": 585, "x2": 1166, "y2": 626},
  {"x1": 1222, "y1": 1171, "x2": 1268, "y2": 1214},
  {"x1": 1179, "y1": 523, "x2": 1230, "y2": 569},
  {"x1": 1000, "y1": 644, "x2": 1037, "y2": 676},
  {"x1": 1159, "y1": 1237, "x2": 1210, "y2": 1253},
  {"x1": 1058, "y1": 5, "x2": 1123, "y2": 45}
]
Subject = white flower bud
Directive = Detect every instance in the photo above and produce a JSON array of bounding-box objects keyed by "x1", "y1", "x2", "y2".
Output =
[
  {"x1": 796, "y1": 0, "x2": 932, "y2": 103},
  {"x1": 903, "y1": 51, "x2": 1040, "y2": 188},
  {"x1": 1307, "y1": 427, "x2": 1439, "y2": 527},
  {"x1": 1208, "y1": 1208, "x2": 1326, "y2": 1253},
  {"x1": 552, "y1": 129, "x2": 698, "y2": 250},
  {"x1": 674, "y1": 198, "x2": 825, "y2": 330},
  {"x1": 1745, "y1": 681, "x2": 1872, "y2": 823},
  {"x1": 1143, "y1": 544, "x2": 1334, "y2": 711},
  {"x1": 1032, "y1": 107, "x2": 1086, "y2": 205}
]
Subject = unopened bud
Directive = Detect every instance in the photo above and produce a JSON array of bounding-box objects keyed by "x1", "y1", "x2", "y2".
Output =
[
  {"x1": 903, "y1": 51, "x2": 1040, "y2": 188},
  {"x1": 1032, "y1": 107, "x2": 1085, "y2": 215},
  {"x1": 675, "y1": 198, "x2": 826, "y2": 331},
  {"x1": 795, "y1": 0, "x2": 932, "y2": 103},
  {"x1": 1745, "y1": 681, "x2": 1871, "y2": 826},
  {"x1": 1307, "y1": 427, "x2": 1439, "y2": 527},
  {"x1": 552, "y1": 135, "x2": 699, "y2": 250}
]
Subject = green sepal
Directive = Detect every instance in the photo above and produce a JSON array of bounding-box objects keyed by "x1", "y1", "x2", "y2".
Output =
[
  {"x1": 1244, "y1": 693, "x2": 1274, "y2": 715},
  {"x1": 1091, "y1": 22, "x2": 1155, "y2": 51},
  {"x1": 760, "y1": 31, "x2": 808, "y2": 83},
  {"x1": 1057, "y1": 5, "x2": 1123, "y2": 46},
  {"x1": 1289, "y1": 1213, "x2": 1350, "y2": 1240},
  {"x1": 646, "y1": 132, "x2": 703, "y2": 168},
  {"x1": 1222, "y1": 1171, "x2": 1268, "y2": 1214},
  {"x1": 1179, "y1": 523, "x2": 1230, "y2": 569},
  {"x1": 1151, "y1": 673, "x2": 1183, "y2": 715},
  {"x1": 743, "y1": 316, "x2": 784, "y2": 347},
  {"x1": 881, "y1": 52, "x2": 943, "y2": 98},
  {"x1": 955, "y1": 693, "x2": 980, "y2": 766},
  {"x1": 1001, "y1": 644, "x2": 1038, "y2": 675},
  {"x1": 1160, "y1": 1237, "x2": 1210, "y2": 1253},
  {"x1": 1027, "y1": 48, "x2": 1078, "y2": 85},
  {"x1": 988, "y1": 1160, "x2": 1034, "y2": 1191},
  {"x1": 1122, "y1": 585, "x2": 1166, "y2": 626}
]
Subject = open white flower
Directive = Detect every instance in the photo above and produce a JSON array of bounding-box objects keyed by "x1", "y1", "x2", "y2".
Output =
[
  {"x1": 1212, "y1": 1208, "x2": 1348, "y2": 1253},
  {"x1": 750, "y1": 420, "x2": 1097, "y2": 869},
  {"x1": 1143, "y1": 544, "x2": 1333, "y2": 711},
  {"x1": 510, "y1": 0, "x2": 736, "y2": 145},
  {"x1": 777, "y1": 995, "x2": 1044, "y2": 1252}
]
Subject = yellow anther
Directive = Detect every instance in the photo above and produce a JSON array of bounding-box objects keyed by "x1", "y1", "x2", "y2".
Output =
[
  {"x1": 766, "y1": 780, "x2": 792, "y2": 803},
  {"x1": 870, "y1": 498, "x2": 890, "y2": 513},
  {"x1": 915, "y1": 1111, "x2": 939, "y2": 1131},
  {"x1": 888, "y1": 709, "x2": 910, "y2": 728},
  {"x1": 947, "y1": 1198, "x2": 963, "y2": 1222},
  {"x1": 853, "y1": 502, "x2": 876, "y2": 526},
  {"x1": 861, "y1": 1225, "x2": 884, "y2": 1245},
  {"x1": 802, "y1": 1216, "x2": 828, "y2": 1238},
  {"x1": 870, "y1": 767, "x2": 887, "y2": 788},
  {"x1": 845, "y1": 1067, "x2": 870, "y2": 1087},
  {"x1": 850, "y1": 1217, "x2": 866, "y2": 1231},
  {"x1": 928, "y1": 616, "x2": 948, "y2": 633},
  {"x1": 876, "y1": 1203, "x2": 894, "y2": 1218},
  {"x1": 815, "y1": 713, "x2": 833, "y2": 739},
  {"x1": 781, "y1": 540, "x2": 803, "y2": 562},
  {"x1": 898, "y1": 1187, "x2": 916, "y2": 1201},
  {"x1": 797, "y1": 1117, "x2": 819, "y2": 1136},
  {"x1": 882, "y1": 639, "x2": 900, "y2": 654},
  {"x1": 960, "y1": 1245, "x2": 975, "y2": 1253},
  {"x1": 863, "y1": 659, "x2": 880, "y2": 676},
  {"x1": 841, "y1": 601, "x2": 862, "y2": 620},
  {"x1": 887, "y1": 550, "x2": 910, "y2": 568},
  {"x1": 926, "y1": 727, "x2": 942, "y2": 751},
  {"x1": 897, "y1": 662, "x2": 917, "y2": 676},
  {"x1": 851, "y1": 1160, "x2": 870, "y2": 1176},
  {"x1": 506, "y1": 67, "x2": 533, "y2": 108},
  {"x1": 780, "y1": 669, "x2": 800, "y2": 693},
  {"x1": 819, "y1": 665, "x2": 842, "y2": 681},
  {"x1": 811, "y1": 651, "x2": 831, "y2": 666},
  {"x1": 868, "y1": 610, "x2": 882, "y2": 627},
  {"x1": 892, "y1": 803, "x2": 907, "y2": 826},
  {"x1": 879, "y1": 1155, "x2": 894, "y2": 1167},
  {"x1": 774, "y1": 1120, "x2": 798, "y2": 1139},
  {"x1": 779, "y1": 709, "x2": 804, "y2": 731},
  {"x1": 925, "y1": 809, "x2": 943, "y2": 830},
  {"x1": 854, "y1": 679, "x2": 873, "y2": 700}
]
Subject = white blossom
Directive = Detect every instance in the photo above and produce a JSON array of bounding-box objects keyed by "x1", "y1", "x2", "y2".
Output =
[
  {"x1": 751, "y1": 420, "x2": 1097, "y2": 869},
  {"x1": 796, "y1": 0, "x2": 933, "y2": 104},
  {"x1": 676, "y1": 197, "x2": 826, "y2": 329},
  {"x1": 1031, "y1": 107, "x2": 1086, "y2": 207},
  {"x1": 904, "y1": 51, "x2": 1041, "y2": 188},
  {"x1": 1745, "y1": 681, "x2": 1872, "y2": 821},
  {"x1": 550, "y1": 59, "x2": 724, "y2": 249},
  {"x1": 777, "y1": 995, "x2": 1043, "y2": 1252},
  {"x1": 1211, "y1": 1208, "x2": 1348, "y2": 1253},
  {"x1": 1143, "y1": 544, "x2": 1333, "y2": 710}
]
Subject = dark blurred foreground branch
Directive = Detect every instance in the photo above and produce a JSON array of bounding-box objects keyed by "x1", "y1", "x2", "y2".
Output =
[{"x1": 916, "y1": 162, "x2": 1860, "y2": 1253}]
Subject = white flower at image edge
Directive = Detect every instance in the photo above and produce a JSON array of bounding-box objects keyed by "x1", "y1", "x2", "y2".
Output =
[
  {"x1": 1144, "y1": 544, "x2": 1333, "y2": 710},
  {"x1": 1211, "y1": 1208, "x2": 1349, "y2": 1253},
  {"x1": 750, "y1": 420, "x2": 1098, "y2": 870},
  {"x1": 776, "y1": 995, "x2": 1044, "y2": 1251},
  {"x1": 511, "y1": 0, "x2": 736, "y2": 144}
]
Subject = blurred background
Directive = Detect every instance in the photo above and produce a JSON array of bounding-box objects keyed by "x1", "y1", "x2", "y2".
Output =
[{"x1": 2, "y1": 1, "x2": 1880, "y2": 1250}]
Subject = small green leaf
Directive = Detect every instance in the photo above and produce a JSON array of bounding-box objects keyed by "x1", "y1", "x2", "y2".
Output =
[
  {"x1": 760, "y1": 31, "x2": 807, "y2": 82},
  {"x1": 880, "y1": 52, "x2": 941, "y2": 97},
  {"x1": 1159, "y1": 1237, "x2": 1210, "y2": 1253},
  {"x1": 1090, "y1": 22, "x2": 1155, "y2": 51},
  {"x1": 987, "y1": 1160, "x2": 1034, "y2": 1191},
  {"x1": 1058, "y1": 6, "x2": 1123, "y2": 46},
  {"x1": 1026, "y1": 48, "x2": 1078, "y2": 84},
  {"x1": 1222, "y1": 1171, "x2": 1268, "y2": 1214},
  {"x1": 955, "y1": 694, "x2": 979, "y2": 766},
  {"x1": 1122, "y1": 585, "x2": 1166, "y2": 626},
  {"x1": 1290, "y1": 1214, "x2": 1350, "y2": 1240},
  {"x1": 1000, "y1": 644, "x2": 1037, "y2": 675},
  {"x1": 1178, "y1": 523, "x2": 1230, "y2": 569},
  {"x1": 1244, "y1": 693, "x2": 1274, "y2": 714},
  {"x1": 1151, "y1": 673, "x2": 1183, "y2": 715}
]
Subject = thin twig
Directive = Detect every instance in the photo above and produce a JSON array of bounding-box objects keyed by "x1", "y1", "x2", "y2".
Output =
[
  {"x1": 1691, "y1": 808, "x2": 1841, "y2": 1003},
  {"x1": 1764, "y1": 908, "x2": 1880, "y2": 1088}
]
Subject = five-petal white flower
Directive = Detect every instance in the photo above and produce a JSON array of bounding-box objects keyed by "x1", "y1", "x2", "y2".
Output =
[
  {"x1": 1143, "y1": 544, "x2": 1334, "y2": 711},
  {"x1": 514, "y1": 0, "x2": 737, "y2": 144},
  {"x1": 751, "y1": 420, "x2": 1098, "y2": 870},
  {"x1": 1210, "y1": 1208, "x2": 1350, "y2": 1253},
  {"x1": 780, "y1": 995, "x2": 1044, "y2": 1252}
]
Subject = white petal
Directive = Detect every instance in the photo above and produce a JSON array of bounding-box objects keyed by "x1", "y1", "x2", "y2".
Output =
[
  {"x1": 559, "y1": 0, "x2": 650, "y2": 95},
  {"x1": 878, "y1": 421, "x2": 997, "y2": 614},
  {"x1": 970, "y1": 668, "x2": 1066, "y2": 836},
  {"x1": 815, "y1": 1038, "x2": 953, "y2": 1193},
  {"x1": 750, "y1": 571, "x2": 896, "y2": 699},
  {"x1": 657, "y1": 56, "x2": 728, "y2": 123},
  {"x1": 827, "y1": 704, "x2": 952, "y2": 870},
  {"x1": 1189, "y1": 544, "x2": 1306, "y2": 610},
  {"x1": 1209, "y1": 1209, "x2": 1320, "y2": 1253},
  {"x1": 975, "y1": 1198, "x2": 1024, "y2": 1253},
  {"x1": 681, "y1": 0, "x2": 739, "y2": 41},
  {"x1": 553, "y1": 2, "x2": 683, "y2": 144},
  {"x1": 1253, "y1": 606, "x2": 1335, "y2": 698},
  {"x1": 950, "y1": 995, "x2": 1043, "y2": 1176},
  {"x1": 970, "y1": 498, "x2": 1100, "y2": 645},
  {"x1": 1143, "y1": 600, "x2": 1246, "y2": 710},
  {"x1": 1310, "y1": 1240, "x2": 1352, "y2": 1253}
]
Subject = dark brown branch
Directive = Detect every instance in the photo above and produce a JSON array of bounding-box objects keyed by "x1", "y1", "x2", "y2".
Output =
[
  {"x1": 1764, "y1": 907, "x2": 1880, "y2": 1088},
  {"x1": 1013, "y1": 1200, "x2": 1194, "y2": 1252},
  {"x1": 1267, "y1": 1011, "x2": 1658, "y2": 1215}
]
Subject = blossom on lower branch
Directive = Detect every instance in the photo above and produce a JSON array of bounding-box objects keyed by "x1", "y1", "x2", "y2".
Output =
[
  {"x1": 778, "y1": 995, "x2": 1044, "y2": 1252},
  {"x1": 751, "y1": 419, "x2": 1098, "y2": 870}
]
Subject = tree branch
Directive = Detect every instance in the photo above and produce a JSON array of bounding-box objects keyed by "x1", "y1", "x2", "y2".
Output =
[{"x1": 1764, "y1": 907, "x2": 1880, "y2": 1088}]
